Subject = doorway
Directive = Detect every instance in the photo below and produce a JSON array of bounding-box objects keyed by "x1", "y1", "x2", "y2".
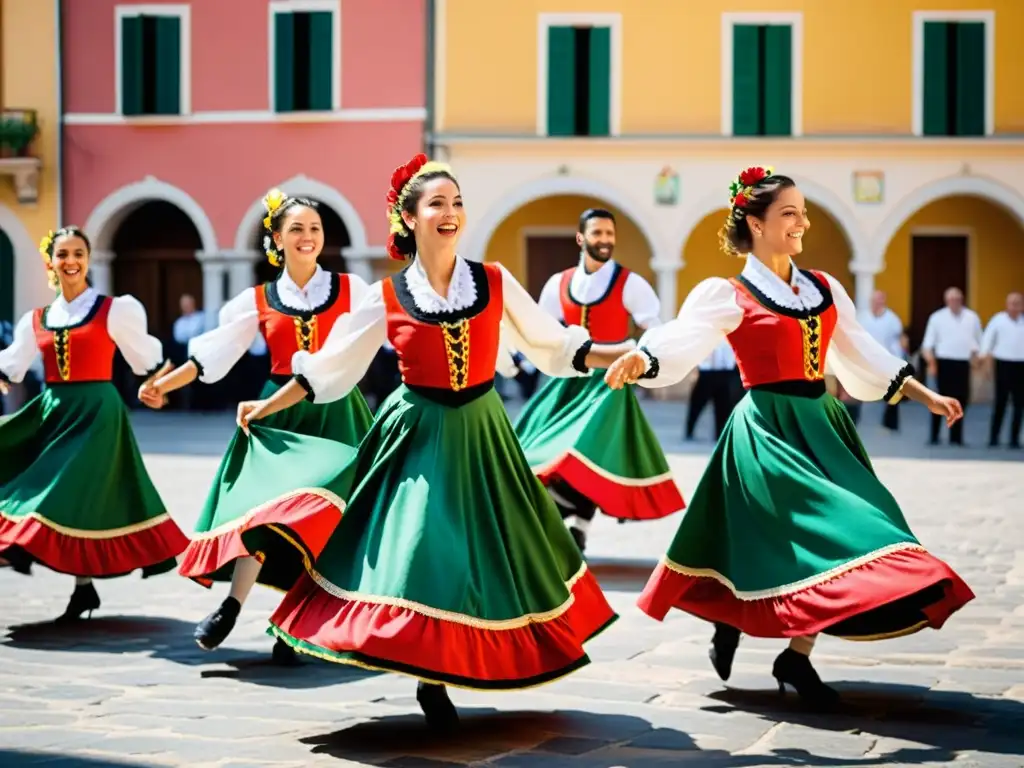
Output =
[
  {"x1": 525, "y1": 234, "x2": 579, "y2": 300},
  {"x1": 909, "y1": 234, "x2": 968, "y2": 350}
]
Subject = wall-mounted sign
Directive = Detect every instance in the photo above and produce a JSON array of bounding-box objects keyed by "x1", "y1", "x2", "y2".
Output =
[
  {"x1": 655, "y1": 166, "x2": 679, "y2": 206},
  {"x1": 853, "y1": 171, "x2": 884, "y2": 204}
]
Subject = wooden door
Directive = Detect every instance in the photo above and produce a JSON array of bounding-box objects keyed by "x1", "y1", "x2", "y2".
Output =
[
  {"x1": 525, "y1": 235, "x2": 579, "y2": 300},
  {"x1": 910, "y1": 235, "x2": 968, "y2": 350}
]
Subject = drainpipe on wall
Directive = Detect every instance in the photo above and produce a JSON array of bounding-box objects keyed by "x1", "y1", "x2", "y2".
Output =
[
  {"x1": 424, "y1": 0, "x2": 435, "y2": 157},
  {"x1": 54, "y1": 0, "x2": 64, "y2": 226}
]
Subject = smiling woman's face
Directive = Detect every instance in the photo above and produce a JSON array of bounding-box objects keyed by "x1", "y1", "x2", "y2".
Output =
[{"x1": 51, "y1": 234, "x2": 91, "y2": 292}]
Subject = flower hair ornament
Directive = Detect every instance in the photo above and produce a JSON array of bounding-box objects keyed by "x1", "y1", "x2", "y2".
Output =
[
  {"x1": 728, "y1": 165, "x2": 774, "y2": 213},
  {"x1": 38, "y1": 230, "x2": 60, "y2": 289},
  {"x1": 385, "y1": 153, "x2": 455, "y2": 260},
  {"x1": 262, "y1": 187, "x2": 288, "y2": 267}
]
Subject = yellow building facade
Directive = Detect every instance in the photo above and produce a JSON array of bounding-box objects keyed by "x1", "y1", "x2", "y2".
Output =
[
  {"x1": 1, "y1": 0, "x2": 58, "y2": 323},
  {"x1": 431, "y1": 0, "x2": 1024, "y2": 374}
]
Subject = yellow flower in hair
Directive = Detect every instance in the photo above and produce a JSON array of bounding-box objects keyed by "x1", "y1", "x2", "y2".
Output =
[
  {"x1": 38, "y1": 230, "x2": 55, "y2": 256},
  {"x1": 264, "y1": 187, "x2": 286, "y2": 212},
  {"x1": 262, "y1": 215, "x2": 272, "y2": 230}
]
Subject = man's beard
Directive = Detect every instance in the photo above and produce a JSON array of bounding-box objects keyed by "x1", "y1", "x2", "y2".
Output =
[{"x1": 584, "y1": 242, "x2": 614, "y2": 262}]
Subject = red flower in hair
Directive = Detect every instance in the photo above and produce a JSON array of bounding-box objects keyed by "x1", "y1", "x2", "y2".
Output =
[
  {"x1": 738, "y1": 167, "x2": 769, "y2": 187},
  {"x1": 733, "y1": 192, "x2": 749, "y2": 209},
  {"x1": 388, "y1": 153, "x2": 429, "y2": 202},
  {"x1": 386, "y1": 232, "x2": 404, "y2": 261}
]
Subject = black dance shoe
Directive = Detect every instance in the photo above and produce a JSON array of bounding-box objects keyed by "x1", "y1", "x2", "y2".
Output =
[
  {"x1": 55, "y1": 582, "x2": 101, "y2": 623},
  {"x1": 772, "y1": 648, "x2": 841, "y2": 707},
  {"x1": 416, "y1": 682, "x2": 460, "y2": 732},
  {"x1": 194, "y1": 597, "x2": 241, "y2": 650},
  {"x1": 709, "y1": 622, "x2": 741, "y2": 681},
  {"x1": 271, "y1": 637, "x2": 302, "y2": 666},
  {"x1": 1, "y1": 546, "x2": 33, "y2": 575},
  {"x1": 568, "y1": 526, "x2": 587, "y2": 554}
]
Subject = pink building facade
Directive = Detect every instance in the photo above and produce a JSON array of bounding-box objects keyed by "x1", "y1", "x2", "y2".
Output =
[{"x1": 61, "y1": 0, "x2": 426, "y2": 334}]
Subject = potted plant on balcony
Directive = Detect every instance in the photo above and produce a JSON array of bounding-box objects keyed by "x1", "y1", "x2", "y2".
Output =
[{"x1": 0, "y1": 111, "x2": 39, "y2": 158}]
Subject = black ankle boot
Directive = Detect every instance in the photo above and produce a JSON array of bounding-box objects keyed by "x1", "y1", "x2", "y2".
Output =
[
  {"x1": 55, "y1": 582, "x2": 101, "y2": 623},
  {"x1": 569, "y1": 526, "x2": 587, "y2": 554},
  {"x1": 709, "y1": 622, "x2": 741, "y2": 681},
  {"x1": 416, "y1": 682, "x2": 459, "y2": 732},
  {"x1": 1, "y1": 547, "x2": 33, "y2": 575},
  {"x1": 271, "y1": 637, "x2": 301, "y2": 666},
  {"x1": 772, "y1": 648, "x2": 840, "y2": 707},
  {"x1": 194, "y1": 597, "x2": 241, "y2": 650}
]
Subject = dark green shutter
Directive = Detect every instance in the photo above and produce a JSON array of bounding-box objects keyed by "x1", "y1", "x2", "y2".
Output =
[
  {"x1": 762, "y1": 25, "x2": 792, "y2": 135},
  {"x1": 732, "y1": 25, "x2": 761, "y2": 136},
  {"x1": 308, "y1": 11, "x2": 333, "y2": 110},
  {"x1": 274, "y1": 12, "x2": 295, "y2": 112},
  {"x1": 121, "y1": 16, "x2": 144, "y2": 115},
  {"x1": 546, "y1": 26, "x2": 576, "y2": 136},
  {"x1": 922, "y1": 21, "x2": 949, "y2": 135},
  {"x1": 0, "y1": 231, "x2": 13, "y2": 325},
  {"x1": 153, "y1": 16, "x2": 181, "y2": 114},
  {"x1": 955, "y1": 22, "x2": 985, "y2": 136},
  {"x1": 587, "y1": 26, "x2": 611, "y2": 136}
]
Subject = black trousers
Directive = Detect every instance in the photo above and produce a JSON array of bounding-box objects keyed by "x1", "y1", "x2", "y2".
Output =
[
  {"x1": 990, "y1": 359, "x2": 1024, "y2": 447},
  {"x1": 882, "y1": 400, "x2": 900, "y2": 431},
  {"x1": 932, "y1": 358, "x2": 970, "y2": 444},
  {"x1": 685, "y1": 368, "x2": 741, "y2": 440}
]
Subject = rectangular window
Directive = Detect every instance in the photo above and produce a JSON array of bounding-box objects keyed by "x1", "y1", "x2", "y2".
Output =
[
  {"x1": 923, "y1": 21, "x2": 985, "y2": 136},
  {"x1": 274, "y1": 10, "x2": 334, "y2": 112},
  {"x1": 121, "y1": 13, "x2": 182, "y2": 116},
  {"x1": 731, "y1": 24, "x2": 792, "y2": 136},
  {"x1": 546, "y1": 25, "x2": 611, "y2": 137}
]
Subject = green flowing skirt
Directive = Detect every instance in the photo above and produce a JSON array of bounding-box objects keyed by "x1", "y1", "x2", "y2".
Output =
[
  {"x1": 177, "y1": 379, "x2": 370, "y2": 591},
  {"x1": 638, "y1": 389, "x2": 974, "y2": 639},
  {"x1": 0, "y1": 382, "x2": 188, "y2": 577},
  {"x1": 268, "y1": 384, "x2": 618, "y2": 689},
  {"x1": 515, "y1": 371, "x2": 684, "y2": 519}
]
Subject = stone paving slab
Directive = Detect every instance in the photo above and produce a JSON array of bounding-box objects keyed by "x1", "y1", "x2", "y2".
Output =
[{"x1": 1, "y1": 406, "x2": 1022, "y2": 767}]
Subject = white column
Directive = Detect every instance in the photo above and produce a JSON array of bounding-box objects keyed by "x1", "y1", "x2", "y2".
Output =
[
  {"x1": 342, "y1": 245, "x2": 387, "y2": 284},
  {"x1": 89, "y1": 250, "x2": 114, "y2": 295},
  {"x1": 853, "y1": 269, "x2": 877, "y2": 313},
  {"x1": 201, "y1": 261, "x2": 227, "y2": 328},
  {"x1": 227, "y1": 259, "x2": 256, "y2": 298},
  {"x1": 651, "y1": 261, "x2": 680, "y2": 322}
]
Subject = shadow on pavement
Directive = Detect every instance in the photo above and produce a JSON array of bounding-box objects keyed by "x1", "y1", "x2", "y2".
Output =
[
  {"x1": 587, "y1": 557, "x2": 658, "y2": 592},
  {"x1": 0, "y1": 751, "x2": 161, "y2": 767},
  {"x1": 706, "y1": 683, "x2": 1024, "y2": 758}
]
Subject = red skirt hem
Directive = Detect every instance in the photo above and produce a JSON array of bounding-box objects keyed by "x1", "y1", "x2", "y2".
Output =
[
  {"x1": 0, "y1": 515, "x2": 188, "y2": 577},
  {"x1": 535, "y1": 453, "x2": 684, "y2": 521},
  {"x1": 178, "y1": 493, "x2": 343, "y2": 586},
  {"x1": 269, "y1": 569, "x2": 617, "y2": 685},
  {"x1": 637, "y1": 547, "x2": 975, "y2": 638}
]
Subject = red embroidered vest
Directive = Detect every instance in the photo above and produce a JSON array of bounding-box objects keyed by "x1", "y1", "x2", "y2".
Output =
[
  {"x1": 382, "y1": 261, "x2": 503, "y2": 392},
  {"x1": 255, "y1": 273, "x2": 351, "y2": 376},
  {"x1": 559, "y1": 263, "x2": 632, "y2": 343},
  {"x1": 32, "y1": 296, "x2": 117, "y2": 383},
  {"x1": 726, "y1": 270, "x2": 838, "y2": 388}
]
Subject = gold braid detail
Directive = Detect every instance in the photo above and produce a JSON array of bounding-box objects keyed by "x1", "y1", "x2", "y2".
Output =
[
  {"x1": 798, "y1": 315, "x2": 825, "y2": 380},
  {"x1": 579, "y1": 305, "x2": 589, "y2": 330},
  {"x1": 440, "y1": 318, "x2": 470, "y2": 391},
  {"x1": 54, "y1": 329, "x2": 71, "y2": 381},
  {"x1": 294, "y1": 316, "x2": 318, "y2": 352}
]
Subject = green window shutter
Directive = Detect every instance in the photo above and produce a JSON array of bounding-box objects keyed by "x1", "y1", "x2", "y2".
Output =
[
  {"x1": 121, "y1": 16, "x2": 144, "y2": 115},
  {"x1": 955, "y1": 22, "x2": 985, "y2": 136},
  {"x1": 308, "y1": 11, "x2": 333, "y2": 110},
  {"x1": 546, "y1": 26, "x2": 576, "y2": 136},
  {"x1": 922, "y1": 21, "x2": 949, "y2": 135},
  {"x1": 587, "y1": 26, "x2": 611, "y2": 136},
  {"x1": 762, "y1": 25, "x2": 792, "y2": 136},
  {"x1": 274, "y1": 12, "x2": 295, "y2": 112},
  {"x1": 153, "y1": 16, "x2": 181, "y2": 115},
  {"x1": 732, "y1": 25, "x2": 761, "y2": 136},
  {"x1": 0, "y1": 231, "x2": 14, "y2": 324}
]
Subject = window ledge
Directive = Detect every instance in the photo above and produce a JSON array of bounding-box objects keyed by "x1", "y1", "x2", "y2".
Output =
[{"x1": 0, "y1": 157, "x2": 42, "y2": 204}]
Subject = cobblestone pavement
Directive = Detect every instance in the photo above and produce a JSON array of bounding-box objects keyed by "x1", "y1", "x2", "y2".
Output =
[{"x1": 1, "y1": 400, "x2": 1022, "y2": 767}]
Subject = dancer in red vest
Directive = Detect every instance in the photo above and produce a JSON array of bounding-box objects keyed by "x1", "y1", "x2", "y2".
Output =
[
  {"x1": 0, "y1": 227, "x2": 188, "y2": 621},
  {"x1": 139, "y1": 190, "x2": 372, "y2": 660},
  {"x1": 605, "y1": 167, "x2": 973, "y2": 706},
  {"x1": 515, "y1": 208, "x2": 684, "y2": 553},
  {"x1": 233, "y1": 154, "x2": 620, "y2": 730}
]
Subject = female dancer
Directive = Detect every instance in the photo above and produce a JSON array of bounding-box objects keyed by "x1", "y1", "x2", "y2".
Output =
[
  {"x1": 0, "y1": 227, "x2": 189, "y2": 621},
  {"x1": 233, "y1": 154, "x2": 619, "y2": 730},
  {"x1": 605, "y1": 167, "x2": 974, "y2": 705},
  {"x1": 138, "y1": 190, "x2": 372, "y2": 657}
]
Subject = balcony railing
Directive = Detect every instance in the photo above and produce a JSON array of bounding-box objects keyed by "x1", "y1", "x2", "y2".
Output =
[{"x1": 0, "y1": 108, "x2": 42, "y2": 203}]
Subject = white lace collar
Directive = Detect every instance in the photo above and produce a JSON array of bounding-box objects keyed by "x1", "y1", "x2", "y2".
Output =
[
  {"x1": 277, "y1": 265, "x2": 332, "y2": 311},
  {"x1": 402, "y1": 254, "x2": 478, "y2": 314},
  {"x1": 741, "y1": 254, "x2": 825, "y2": 311}
]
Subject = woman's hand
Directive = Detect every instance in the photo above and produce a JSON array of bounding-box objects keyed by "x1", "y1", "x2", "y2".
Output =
[
  {"x1": 237, "y1": 399, "x2": 271, "y2": 435},
  {"x1": 604, "y1": 351, "x2": 647, "y2": 389},
  {"x1": 925, "y1": 392, "x2": 964, "y2": 427},
  {"x1": 137, "y1": 381, "x2": 166, "y2": 409}
]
